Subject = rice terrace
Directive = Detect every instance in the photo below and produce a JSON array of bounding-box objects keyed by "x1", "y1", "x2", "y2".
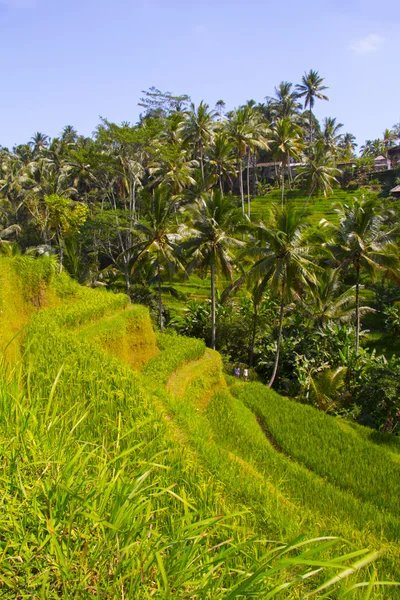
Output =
[{"x1": 2, "y1": 3, "x2": 400, "y2": 594}]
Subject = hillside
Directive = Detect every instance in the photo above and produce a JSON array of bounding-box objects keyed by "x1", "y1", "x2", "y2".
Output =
[{"x1": 0, "y1": 255, "x2": 399, "y2": 598}]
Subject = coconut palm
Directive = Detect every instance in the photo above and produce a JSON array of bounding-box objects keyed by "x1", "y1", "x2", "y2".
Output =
[
  {"x1": 339, "y1": 133, "x2": 358, "y2": 161},
  {"x1": 296, "y1": 141, "x2": 340, "y2": 208},
  {"x1": 29, "y1": 132, "x2": 50, "y2": 155},
  {"x1": 382, "y1": 128, "x2": 396, "y2": 168},
  {"x1": 208, "y1": 133, "x2": 237, "y2": 194},
  {"x1": 296, "y1": 70, "x2": 329, "y2": 144},
  {"x1": 329, "y1": 196, "x2": 398, "y2": 353},
  {"x1": 185, "y1": 101, "x2": 217, "y2": 184},
  {"x1": 226, "y1": 106, "x2": 270, "y2": 217},
  {"x1": 149, "y1": 144, "x2": 198, "y2": 195},
  {"x1": 360, "y1": 139, "x2": 384, "y2": 158},
  {"x1": 130, "y1": 186, "x2": 181, "y2": 331},
  {"x1": 61, "y1": 125, "x2": 78, "y2": 145},
  {"x1": 266, "y1": 81, "x2": 302, "y2": 122},
  {"x1": 179, "y1": 190, "x2": 243, "y2": 349},
  {"x1": 303, "y1": 267, "x2": 371, "y2": 327},
  {"x1": 246, "y1": 204, "x2": 317, "y2": 387},
  {"x1": 321, "y1": 117, "x2": 343, "y2": 158},
  {"x1": 270, "y1": 117, "x2": 304, "y2": 205}
]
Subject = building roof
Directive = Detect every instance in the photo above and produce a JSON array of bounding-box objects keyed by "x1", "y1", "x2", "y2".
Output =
[
  {"x1": 375, "y1": 155, "x2": 386, "y2": 161},
  {"x1": 391, "y1": 185, "x2": 400, "y2": 193}
]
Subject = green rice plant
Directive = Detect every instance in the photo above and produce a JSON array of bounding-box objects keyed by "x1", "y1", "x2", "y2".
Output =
[
  {"x1": 231, "y1": 382, "x2": 400, "y2": 520},
  {"x1": 144, "y1": 331, "x2": 206, "y2": 383},
  {"x1": 142, "y1": 346, "x2": 400, "y2": 593},
  {"x1": 77, "y1": 304, "x2": 159, "y2": 369},
  {"x1": 0, "y1": 257, "x2": 397, "y2": 597}
]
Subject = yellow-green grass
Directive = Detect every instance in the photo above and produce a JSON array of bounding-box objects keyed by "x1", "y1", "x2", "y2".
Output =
[
  {"x1": 231, "y1": 382, "x2": 400, "y2": 523},
  {"x1": 0, "y1": 257, "x2": 397, "y2": 597},
  {"x1": 144, "y1": 332, "x2": 206, "y2": 383},
  {"x1": 251, "y1": 189, "x2": 361, "y2": 226},
  {"x1": 152, "y1": 347, "x2": 400, "y2": 592},
  {"x1": 77, "y1": 305, "x2": 159, "y2": 370}
]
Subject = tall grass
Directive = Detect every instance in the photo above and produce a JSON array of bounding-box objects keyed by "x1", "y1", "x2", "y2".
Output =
[
  {"x1": 144, "y1": 332, "x2": 206, "y2": 383},
  {"x1": 0, "y1": 257, "x2": 397, "y2": 597},
  {"x1": 77, "y1": 304, "x2": 159, "y2": 369},
  {"x1": 231, "y1": 382, "x2": 400, "y2": 518}
]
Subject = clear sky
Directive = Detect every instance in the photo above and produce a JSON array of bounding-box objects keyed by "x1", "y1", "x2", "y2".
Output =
[{"x1": 1, "y1": 0, "x2": 399, "y2": 150}]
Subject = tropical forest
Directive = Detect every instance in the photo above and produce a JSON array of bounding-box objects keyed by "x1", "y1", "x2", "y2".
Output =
[{"x1": 2, "y1": 72, "x2": 400, "y2": 597}]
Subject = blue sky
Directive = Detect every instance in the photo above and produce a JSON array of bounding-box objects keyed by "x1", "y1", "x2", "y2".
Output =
[{"x1": 1, "y1": 0, "x2": 399, "y2": 150}]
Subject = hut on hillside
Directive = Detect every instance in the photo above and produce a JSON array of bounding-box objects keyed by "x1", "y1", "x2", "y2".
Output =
[{"x1": 390, "y1": 184, "x2": 400, "y2": 198}]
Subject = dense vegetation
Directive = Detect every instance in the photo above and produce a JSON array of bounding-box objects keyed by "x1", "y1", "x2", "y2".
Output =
[
  {"x1": 1, "y1": 255, "x2": 400, "y2": 597},
  {"x1": 5, "y1": 73, "x2": 399, "y2": 429}
]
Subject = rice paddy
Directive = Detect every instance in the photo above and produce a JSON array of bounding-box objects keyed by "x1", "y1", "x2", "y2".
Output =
[{"x1": 0, "y1": 255, "x2": 399, "y2": 598}]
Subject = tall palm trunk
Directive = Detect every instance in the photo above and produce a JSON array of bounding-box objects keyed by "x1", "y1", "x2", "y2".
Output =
[
  {"x1": 252, "y1": 151, "x2": 258, "y2": 197},
  {"x1": 281, "y1": 161, "x2": 285, "y2": 207},
  {"x1": 355, "y1": 263, "x2": 360, "y2": 354},
  {"x1": 57, "y1": 229, "x2": 63, "y2": 273},
  {"x1": 309, "y1": 107, "x2": 313, "y2": 145},
  {"x1": 288, "y1": 158, "x2": 293, "y2": 188},
  {"x1": 211, "y1": 261, "x2": 216, "y2": 350},
  {"x1": 239, "y1": 159, "x2": 245, "y2": 215},
  {"x1": 59, "y1": 240, "x2": 64, "y2": 273},
  {"x1": 219, "y1": 166, "x2": 224, "y2": 195},
  {"x1": 200, "y1": 142, "x2": 205, "y2": 184},
  {"x1": 268, "y1": 297, "x2": 284, "y2": 388},
  {"x1": 249, "y1": 305, "x2": 258, "y2": 367},
  {"x1": 124, "y1": 260, "x2": 130, "y2": 296},
  {"x1": 247, "y1": 147, "x2": 251, "y2": 218},
  {"x1": 157, "y1": 259, "x2": 163, "y2": 333}
]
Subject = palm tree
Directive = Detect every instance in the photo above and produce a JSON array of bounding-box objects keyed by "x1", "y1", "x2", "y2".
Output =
[
  {"x1": 29, "y1": 132, "x2": 50, "y2": 155},
  {"x1": 266, "y1": 81, "x2": 302, "y2": 122},
  {"x1": 382, "y1": 128, "x2": 396, "y2": 168},
  {"x1": 296, "y1": 70, "x2": 329, "y2": 144},
  {"x1": 61, "y1": 125, "x2": 78, "y2": 145},
  {"x1": 360, "y1": 139, "x2": 384, "y2": 157},
  {"x1": 296, "y1": 141, "x2": 340, "y2": 208},
  {"x1": 226, "y1": 106, "x2": 270, "y2": 217},
  {"x1": 179, "y1": 190, "x2": 243, "y2": 349},
  {"x1": 185, "y1": 101, "x2": 216, "y2": 184},
  {"x1": 246, "y1": 204, "x2": 317, "y2": 387},
  {"x1": 321, "y1": 117, "x2": 343, "y2": 159},
  {"x1": 149, "y1": 144, "x2": 198, "y2": 195},
  {"x1": 303, "y1": 267, "x2": 369, "y2": 327},
  {"x1": 208, "y1": 133, "x2": 237, "y2": 194},
  {"x1": 339, "y1": 133, "x2": 358, "y2": 162},
  {"x1": 270, "y1": 117, "x2": 304, "y2": 205},
  {"x1": 130, "y1": 186, "x2": 181, "y2": 331},
  {"x1": 330, "y1": 196, "x2": 398, "y2": 353}
]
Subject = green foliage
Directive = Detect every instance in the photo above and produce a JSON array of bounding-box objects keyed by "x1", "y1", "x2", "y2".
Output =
[
  {"x1": 0, "y1": 257, "x2": 398, "y2": 596},
  {"x1": 44, "y1": 193, "x2": 88, "y2": 237},
  {"x1": 144, "y1": 331, "x2": 206, "y2": 383},
  {"x1": 384, "y1": 303, "x2": 400, "y2": 335},
  {"x1": 232, "y1": 382, "x2": 400, "y2": 520}
]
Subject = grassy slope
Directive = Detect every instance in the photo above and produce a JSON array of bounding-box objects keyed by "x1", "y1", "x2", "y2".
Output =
[
  {"x1": 251, "y1": 188, "x2": 361, "y2": 225},
  {"x1": 1, "y1": 257, "x2": 399, "y2": 597}
]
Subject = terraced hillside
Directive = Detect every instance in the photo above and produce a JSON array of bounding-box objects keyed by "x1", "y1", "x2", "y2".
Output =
[
  {"x1": 168, "y1": 189, "x2": 367, "y2": 310},
  {"x1": 1, "y1": 255, "x2": 399, "y2": 598},
  {"x1": 251, "y1": 189, "x2": 367, "y2": 226}
]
